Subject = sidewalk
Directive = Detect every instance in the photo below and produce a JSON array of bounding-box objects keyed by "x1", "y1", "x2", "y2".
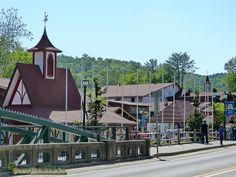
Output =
[{"x1": 150, "y1": 141, "x2": 236, "y2": 157}]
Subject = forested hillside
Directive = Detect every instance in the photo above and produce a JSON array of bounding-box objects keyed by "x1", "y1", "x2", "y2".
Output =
[{"x1": 57, "y1": 54, "x2": 227, "y2": 92}]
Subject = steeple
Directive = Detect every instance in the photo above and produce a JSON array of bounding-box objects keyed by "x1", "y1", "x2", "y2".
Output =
[
  {"x1": 27, "y1": 28, "x2": 62, "y2": 53},
  {"x1": 27, "y1": 13, "x2": 62, "y2": 80},
  {"x1": 206, "y1": 75, "x2": 211, "y2": 85},
  {"x1": 204, "y1": 75, "x2": 211, "y2": 92}
]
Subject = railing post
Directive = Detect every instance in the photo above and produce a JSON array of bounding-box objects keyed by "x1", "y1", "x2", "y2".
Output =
[
  {"x1": 104, "y1": 140, "x2": 115, "y2": 161},
  {"x1": 194, "y1": 129, "x2": 197, "y2": 143},
  {"x1": 177, "y1": 128, "x2": 180, "y2": 144},
  {"x1": 112, "y1": 127, "x2": 116, "y2": 140},
  {"x1": 125, "y1": 127, "x2": 129, "y2": 140},
  {"x1": 145, "y1": 139, "x2": 150, "y2": 156},
  {"x1": 97, "y1": 133, "x2": 100, "y2": 142}
]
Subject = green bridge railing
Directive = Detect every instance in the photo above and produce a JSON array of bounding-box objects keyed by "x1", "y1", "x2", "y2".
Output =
[{"x1": 0, "y1": 108, "x2": 102, "y2": 141}]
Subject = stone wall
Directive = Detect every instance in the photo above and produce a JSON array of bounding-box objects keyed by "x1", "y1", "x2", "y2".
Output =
[{"x1": 0, "y1": 140, "x2": 150, "y2": 171}]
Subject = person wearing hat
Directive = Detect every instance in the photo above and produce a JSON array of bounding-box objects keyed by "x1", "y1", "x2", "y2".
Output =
[{"x1": 218, "y1": 124, "x2": 224, "y2": 146}]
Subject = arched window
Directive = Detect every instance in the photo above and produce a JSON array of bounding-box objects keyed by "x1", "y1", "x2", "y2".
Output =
[{"x1": 47, "y1": 53, "x2": 54, "y2": 77}]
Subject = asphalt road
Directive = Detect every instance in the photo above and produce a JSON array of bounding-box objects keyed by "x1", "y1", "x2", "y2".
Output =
[{"x1": 64, "y1": 146, "x2": 236, "y2": 177}]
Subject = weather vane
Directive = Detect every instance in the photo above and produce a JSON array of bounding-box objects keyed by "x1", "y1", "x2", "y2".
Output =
[{"x1": 43, "y1": 12, "x2": 48, "y2": 28}]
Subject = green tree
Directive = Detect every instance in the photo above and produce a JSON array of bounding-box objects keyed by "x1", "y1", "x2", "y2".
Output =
[
  {"x1": 151, "y1": 64, "x2": 175, "y2": 83},
  {"x1": 225, "y1": 73, "x2": 236, "y2": 92},
  {"x1": 186, "y1": 92, "x2": 205, "y2": 131},
  {"x1": 166, "y1": 52, "x2": 196, "y2": 87},
  {"x1": 57, "y1": 54, "x2": 226, "y2": 92},
  {"x1": 4, "y1": 48, "x2": 31, "y2": 77},
  {"x1": 224, "y1": 57, "x2": 236, "y2": 73},
  {"x1": 213, "y1": 103, "x2": 224, "y2": 130},
  {"x1": 224, "y1": 57, "x2": 236, "y2": 92},
  {"x1": 87, "y1": 78, "x2": 106, "y2": 126},
  {"x1": 0, "y1": 8, "x2": 32, "y2": 77},
  {"x1": 144, "y1": 59, "x2": 158, "y2": 73}
]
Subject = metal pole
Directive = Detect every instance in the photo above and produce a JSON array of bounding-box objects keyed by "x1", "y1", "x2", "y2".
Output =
[
  {"x1": 224, "y1": 85, "x2": 227, "y2": 140},
  {"x1": 149, "y1": 72, "x2": 151, "y2": 123},
  {"x1": 211, "y1": 83, "x2": 214, "y2": 140},
  {"x1": 65, "y1": 57, "x2": 68, "y2": 124},
  {"x1": 205, "y1": 79, "x2": 207, "y2": 116},
  {"x1": 155, "y1": 94, "x2": 159, "y2": 158},
  {"x1": 122, "y1": 66, "x2": 124, "y2": 118},
  {"x1": 184, "y1": 76, "x2": 186, "y2": 131},
  {"x1": 92, "y1": 62, "x2": 95, "y2": 93},
  {"x1": 80, "y1": 64, "x2": 83, "y2": 120},
  {"x1": 162, "y1": 72, "x2": 164, "y2": 125},
  {"x1": 173, "y1": 75, "x2": 175, "y2": 129},
  {"x1": 156, "y1": 113, "x2": 159, "y2": 158},
  {"x1": 136, "y1": 69, "x2": 139, "y2": 132},
  {"x1": 106, "y1": 64, "x2": 109, "y2": 108},
  {"x1": 83, "y1": 85, "x2": 86, "y2": 130}
]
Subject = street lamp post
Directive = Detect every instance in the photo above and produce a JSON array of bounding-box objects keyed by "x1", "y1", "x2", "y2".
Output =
[
  {"x1": 223, "y1": 84, "x2": 227, "y2": 140},
  {"x1": 82, "y1": 79, "x2": 89, "y2": 130}
]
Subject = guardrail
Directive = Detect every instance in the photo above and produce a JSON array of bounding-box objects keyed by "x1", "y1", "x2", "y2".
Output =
[
  {"x1": 130, "y1": 129, "x2": 219, "y2": 145},
  {"x1": 0, "y1": 140, "x2": 150, "y2": 171}
]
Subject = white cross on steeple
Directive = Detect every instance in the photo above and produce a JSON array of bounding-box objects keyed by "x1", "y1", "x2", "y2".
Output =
[{"x1": 44, "y1": 12, "x2": 48, "y2": 28}]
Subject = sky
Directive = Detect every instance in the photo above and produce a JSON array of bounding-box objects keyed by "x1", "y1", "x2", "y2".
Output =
[{"x1": 2, "y1": 0, "x2": 236, "y2": 75}]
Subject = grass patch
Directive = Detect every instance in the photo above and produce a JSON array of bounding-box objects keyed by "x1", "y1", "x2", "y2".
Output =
[{"x1": 8, "y1": 163, "x2": 66, "y2": 175}]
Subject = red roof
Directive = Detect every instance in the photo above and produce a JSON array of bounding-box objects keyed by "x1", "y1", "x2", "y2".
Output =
[
  {"x1": 27, "y1": 28, "x2": 62, "y2": 52},
  {"x1": 9, "y1": 63, "x2": 81, "y2": 110},
  {"x1": 104, "y1": 83, "x2": 175, "y2": 98},
  {"x1": 150, "y1": 100, "x2": 194, "y2": 123}
]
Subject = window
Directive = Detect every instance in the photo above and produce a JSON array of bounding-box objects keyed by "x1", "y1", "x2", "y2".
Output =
[
  {"x1": 131, "y1": 97, "x2": 135, "y2": 102},
  {"x1": 47, "y1": 53, "x2": 54, "y2": 77}
]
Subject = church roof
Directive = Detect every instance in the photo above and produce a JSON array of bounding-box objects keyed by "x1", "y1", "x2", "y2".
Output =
[
  {"x1": 27, "y1": 28, "x2": 62, "y2": 52},
  {"x1": 5, "y1": 63, "x2": 80, "y2": 110}
]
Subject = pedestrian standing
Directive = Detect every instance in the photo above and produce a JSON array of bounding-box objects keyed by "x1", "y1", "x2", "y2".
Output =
[
  {"x1": 233, "y1": 124, "x2": 236, "y2": 141},
  {"x1": 200, "y1": 121, "x2": 209, "y2": 144},
  {"x1": 218, "y1": 125, "x2": 224, "y2": 146}
]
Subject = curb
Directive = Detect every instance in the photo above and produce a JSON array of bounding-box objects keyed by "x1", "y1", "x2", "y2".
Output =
[{"x1": 151, "y1": 143, "x2": 236, "y2": 157}]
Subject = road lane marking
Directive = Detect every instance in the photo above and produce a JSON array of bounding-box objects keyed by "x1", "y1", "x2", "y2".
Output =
[{"x1": 194, "y1": 165, "x2": 236, "y2": 177}]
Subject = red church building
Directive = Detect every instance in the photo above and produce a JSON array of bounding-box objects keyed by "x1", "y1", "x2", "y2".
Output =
[{"x1": 2, "y1": 27, "x2": 81, "y2": 123}]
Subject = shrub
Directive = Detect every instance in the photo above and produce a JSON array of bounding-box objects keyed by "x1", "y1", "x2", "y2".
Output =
[{"x1": 8, "y1": 162, "x2": 16, "y2": 172}]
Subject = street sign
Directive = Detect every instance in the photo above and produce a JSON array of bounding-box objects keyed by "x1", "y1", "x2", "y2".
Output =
[{"x1": 225, "y1": 101, "x2": 235, "y2": 116}]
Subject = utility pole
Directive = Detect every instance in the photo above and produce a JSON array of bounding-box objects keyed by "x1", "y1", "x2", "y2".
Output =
[
  {"x1": 106, "y1": 64, "x2": 109, "y2": 108},
  {"x1": 173, "y1": 75, "x2": 175, "y2": 129},
  {"x1": 136, "y1": 69, "x2": 139, "y2": 132},
  {"x1": 82, "y1": 80, "x2": 89, "y2": 130},
  {"x1": 149, "y1": 72, "x2": 151, "y2": 123},
  {"x1": 121, "y1": 66, "x2": 124, "y2": 118},
  {"x1": 183, "y1": 76, "x2": 186, "y2": 131},
  {"x1": 65, "y1": 56, "x2": 68, "y2": 125}
]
